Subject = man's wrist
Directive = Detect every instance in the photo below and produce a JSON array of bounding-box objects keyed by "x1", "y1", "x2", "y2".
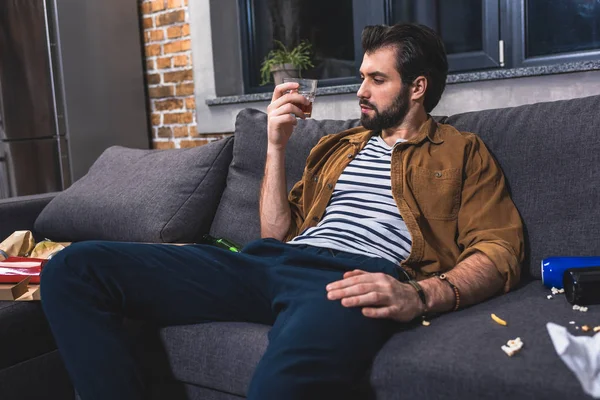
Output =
[
  {"x1": 267, "y1": 147, "x2": 285, "y2": 155},
  {"x1": 266, "y1": 138, "x2": 288, "y2": 154},
  {"x1": 406, "y1": 280, "x2": 428, "y2": 317},
  {"x1": 419, "y1": 276, "x2": 456, "y2": 314}
]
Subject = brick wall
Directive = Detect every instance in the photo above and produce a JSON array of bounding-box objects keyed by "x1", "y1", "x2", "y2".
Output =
[{"x1": 140, "y1": 0, "x2": 231, "y2": 149}]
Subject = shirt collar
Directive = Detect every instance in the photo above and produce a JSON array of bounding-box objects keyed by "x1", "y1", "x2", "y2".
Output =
[{"x1": 341, "y1": 116, "x2": 443, "y2": 146}]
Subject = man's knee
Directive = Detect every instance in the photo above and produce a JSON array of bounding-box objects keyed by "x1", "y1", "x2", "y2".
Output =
[{"x1": 41, "y1": 241, "x2": 107, "y2": 290}]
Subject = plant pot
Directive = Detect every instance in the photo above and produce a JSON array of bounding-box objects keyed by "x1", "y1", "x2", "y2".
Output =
[{"x1": 270, "y1": 63, "x2": 300, "y2": 85}]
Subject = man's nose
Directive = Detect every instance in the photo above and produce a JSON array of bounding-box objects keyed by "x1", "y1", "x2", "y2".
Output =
[{"x1": 357, "y1": 80, "x2": 369, "y2": 99}]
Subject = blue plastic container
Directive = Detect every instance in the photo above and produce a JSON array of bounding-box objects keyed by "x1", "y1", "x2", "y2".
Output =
[{"x1": 541, "y1": 256, "x2": 600, "y2": 289}]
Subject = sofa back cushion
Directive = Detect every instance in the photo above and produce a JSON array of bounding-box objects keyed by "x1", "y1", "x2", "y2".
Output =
[
  {"x1": 209, "y1": 108, "x2": 360, "y2": 245},
  {"x1": 35, "y1": 137, "x2": 233, "y2": 243},
  {"x1": 445, "y1": 95, "x2": 600, "y2": 278}
]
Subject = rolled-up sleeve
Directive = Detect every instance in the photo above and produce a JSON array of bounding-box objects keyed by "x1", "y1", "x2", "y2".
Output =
[
  {"x1": 456, "y1": 137, "x2": 524, "y2": 292},
  {"x1": 283, "y1": 135, "x2": 333, "y2": 243},
  {"x1": 283, "y1": 177, "x2": 305, "y2": 242}
]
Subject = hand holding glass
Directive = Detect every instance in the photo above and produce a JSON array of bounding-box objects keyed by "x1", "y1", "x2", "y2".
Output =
[{"x1": 283, "y1": 78, "x2": 318, "y2": 118}]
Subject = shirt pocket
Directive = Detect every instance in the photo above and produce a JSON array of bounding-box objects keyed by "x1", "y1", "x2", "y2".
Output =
[{"x1": 411, "y1": 166, "x2": 462, "y2": 220}]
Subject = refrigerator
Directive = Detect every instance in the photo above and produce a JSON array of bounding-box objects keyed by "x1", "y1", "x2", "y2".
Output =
[{"x1": 0, "y1": 0, "x2": 150, "y2": 199}]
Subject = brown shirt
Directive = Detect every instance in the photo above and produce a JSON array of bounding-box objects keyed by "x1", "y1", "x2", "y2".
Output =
[{"x1": 284, "y1": 117, "x2": 524, "y2": 292}]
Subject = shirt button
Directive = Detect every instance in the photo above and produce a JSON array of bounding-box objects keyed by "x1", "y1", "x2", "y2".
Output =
[
  {"x1": 327, "y1": 183, "x2": 333, "y2": 190},
  {"x1": 347, "y1": 154, "x2": 353, "y2": 158},
  {"x1": 435, "y1": 172, "x2": 442, "y2": 178},
  {"x1": 313, "y1": 175, "x2": 318, "y2": 182}
]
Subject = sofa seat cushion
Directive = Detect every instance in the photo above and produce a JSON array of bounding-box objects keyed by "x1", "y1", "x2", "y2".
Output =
[
  {"x1": 35, "y1": 138, "x2": 233, "y2": 243},
  {"x1": 371, "y1": 280, "x2": 599, "y2": 399},
  {"x1": 0, "y1": 301, "x2": 58, "y2": 370},
  {"x1": 159, "y1": 322, "x2": 268, "y2": 397},
  {"x1": 0, "y1": 350, "x2": 74, "y2": 400},
  {"x1": 158, "y1": 281, "x2": 598, "y2": 399}
]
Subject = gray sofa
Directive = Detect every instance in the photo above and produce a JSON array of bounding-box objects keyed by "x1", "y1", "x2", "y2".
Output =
[{"x1": 1, "y1": 94, "x2": 599, "y2": 399}]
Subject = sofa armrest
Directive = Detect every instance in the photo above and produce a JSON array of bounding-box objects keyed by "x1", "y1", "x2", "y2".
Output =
[{"x1": 0, "y1": 193, "x2": 58, "y2": 241}]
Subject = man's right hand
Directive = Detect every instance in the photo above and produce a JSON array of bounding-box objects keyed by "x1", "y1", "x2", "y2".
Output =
[{"x1": 266, "y1": 82, "x2": 310, "y2": 151}]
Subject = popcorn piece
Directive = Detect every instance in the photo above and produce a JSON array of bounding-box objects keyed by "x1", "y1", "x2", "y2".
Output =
[
  {"x1": 594, "y1": 326, "x2": 600, "y2": 332},
  {"x1": 582, "y1": 325, "x2": 590, "y2": 332},
  {"x1": 422, "y1": 320, "x2": 431, "y2": 327},
  {"x1": 501, "y1": 345, "x2": 517, "y2": 357},
  {"x1": 547, "y1": 295, "x2": 553, "y2": 299},
  {"x1": 491, "y1": 313, "x2": 507, "y2": 326},
  {"x1": 501, "y1": 337, "x2": 524, "y2": 357},
  {"x1": 573, "y1": 305, "x2": 581, "y2": 310},
  {"x1": 580, "y1": 306, "x2": 588, "y2": 312},
  {"x1": 550, "y1": 287, "x2": 565, "y2": 295}
]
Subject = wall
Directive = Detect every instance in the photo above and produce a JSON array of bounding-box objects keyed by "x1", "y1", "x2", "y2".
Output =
[
  {"x1": 191, "y1": 70, "x2": 600, "y2": 133},
  {"x1": 139, "y1": 0, "x2": 230, "y2": 149},
  {"x1": 432, "y1": 70, "x2": 600, "y2": 116}
]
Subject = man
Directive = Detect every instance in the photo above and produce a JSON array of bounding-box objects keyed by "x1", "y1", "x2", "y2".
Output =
[{"x1": 41, "y1": 23, "x2": 523, "y2": 400}]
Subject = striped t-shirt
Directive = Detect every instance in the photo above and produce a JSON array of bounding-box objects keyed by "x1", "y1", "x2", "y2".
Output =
[{"x1": 287, "y1": 134, "x2": 412, "y2": 265}]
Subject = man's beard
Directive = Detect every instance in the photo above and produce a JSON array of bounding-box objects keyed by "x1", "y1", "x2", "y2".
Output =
[{"x1": 360, "y1": 85, "x2": 410, "y2": 131}]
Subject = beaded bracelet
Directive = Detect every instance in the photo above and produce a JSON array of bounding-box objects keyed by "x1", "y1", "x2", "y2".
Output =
[{"x1": 439, "y1": 273, "x2": 460, "y2": 311}]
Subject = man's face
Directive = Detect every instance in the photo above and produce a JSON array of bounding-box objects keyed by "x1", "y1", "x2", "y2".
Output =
[{"x1": 357, "y1": 47, "x2": 411, "y2": 131}]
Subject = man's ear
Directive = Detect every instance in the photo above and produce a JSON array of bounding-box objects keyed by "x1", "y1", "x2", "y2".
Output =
[{"x1": 411, "y1": 76, "x2": 427, "y2": 102}]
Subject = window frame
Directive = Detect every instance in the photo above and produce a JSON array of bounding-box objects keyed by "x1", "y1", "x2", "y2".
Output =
[
  {"x1": 447, "y1": 0, "x2": 501, "y2": 71},
  {"x1": 505, "y1": 0, "x2": 600, "y2": 68},
  {"x1": 386, "y1": 0, "x2": 502, "y2": 72}
]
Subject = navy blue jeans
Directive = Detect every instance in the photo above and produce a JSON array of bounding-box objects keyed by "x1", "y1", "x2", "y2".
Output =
[{"x1": 40, "y1": 238, "x2": 406, "y2": 400}]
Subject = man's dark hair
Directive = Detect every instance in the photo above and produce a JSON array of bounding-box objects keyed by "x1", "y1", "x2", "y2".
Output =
[{"x1": 361, "y1": 23, "x2": 448, "y2": 113}]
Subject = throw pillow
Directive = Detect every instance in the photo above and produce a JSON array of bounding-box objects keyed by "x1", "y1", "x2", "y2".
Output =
[{"x1": 34, "y1": 137, "x2": 233, "y2": 243}]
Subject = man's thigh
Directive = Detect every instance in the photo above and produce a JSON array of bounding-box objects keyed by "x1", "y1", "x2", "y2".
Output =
[
  {"x1": 41, "y1": 240, "x2": 275, "y2": 326},
  {"x1": 249, "y1": 268, "x2": 397, "y2": 399}
]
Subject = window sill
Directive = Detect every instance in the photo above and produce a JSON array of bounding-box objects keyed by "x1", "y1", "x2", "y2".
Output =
[{"x1": 205, "y1": 60, "x2": 600, "y2": 106}]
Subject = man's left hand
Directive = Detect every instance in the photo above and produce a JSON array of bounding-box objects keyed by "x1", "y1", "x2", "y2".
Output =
[{"x1": 326, "y1": 270, "x2": 425, "y2": 322}]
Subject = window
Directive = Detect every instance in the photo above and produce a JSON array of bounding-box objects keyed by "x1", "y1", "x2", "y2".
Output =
[
  {"x1": 239, "y1": 0, "x2": 364, "y2": 92},
  {"x1": 237, "y1": 0, "x2": 600, "y2": 93},
  {"x1": 392, "y1": 0, "x2": 484, "y2": 53},
  {"x1": 389, "y1": 0, "x2": 500, "y2": 71},
  {"x1": 527, "y1": 0, "x2": 600, "y2": 57},
  {"x1": 507, "y1": 0, "x2": 600, "y2": 67}
]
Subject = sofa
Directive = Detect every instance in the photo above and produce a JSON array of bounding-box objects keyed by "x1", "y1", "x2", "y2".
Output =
[{"x1": 1, "y1": 94, "x2": 599, "y2": 399}]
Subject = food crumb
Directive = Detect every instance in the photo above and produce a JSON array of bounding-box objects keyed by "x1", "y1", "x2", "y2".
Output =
[
  {"x1": 569, "y1": 321, "x2": 576, "y2": 324},
  {"x1": 422, "y1": 320, "x2": 431, "y2": 326},
  {"x1": 491, "y1": 313, "x2": 507, "y2": 326},
  {"x1": 501, "y1": 337, "x2": 523, "y2": 357},
  {"x1": 582, "y1": 325, "x2": 590, "y2": 332},
  {"x1": 594, "y1": 326, "x2": 600, "y2": 333},
  {"x1": 547, "y1": 295, "x2": 553, "y2": 299}
]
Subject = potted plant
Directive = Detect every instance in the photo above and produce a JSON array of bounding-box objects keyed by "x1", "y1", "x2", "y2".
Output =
[{"x1": 260, "y1": 40, "x2": 314, "y2": 85}]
